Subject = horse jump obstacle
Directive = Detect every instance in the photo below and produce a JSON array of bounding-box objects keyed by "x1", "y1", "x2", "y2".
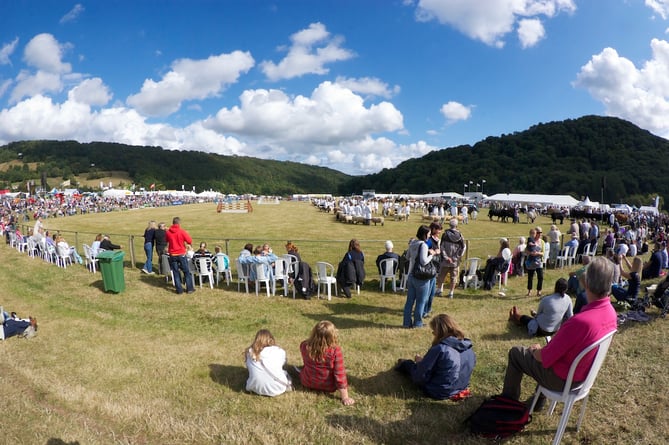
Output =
[{"x1": 217, "y1": 201, "x2": 251, "y2": 214}]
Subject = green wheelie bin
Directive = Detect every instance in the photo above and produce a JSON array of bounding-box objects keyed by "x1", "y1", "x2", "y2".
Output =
[{"x1": 97, "y1": 250, "x2": 126, "y2": 293}]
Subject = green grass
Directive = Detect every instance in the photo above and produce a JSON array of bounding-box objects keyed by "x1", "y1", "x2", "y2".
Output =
[{"x1": 2, "y1": 201, "x2": 668, "y2": 444}]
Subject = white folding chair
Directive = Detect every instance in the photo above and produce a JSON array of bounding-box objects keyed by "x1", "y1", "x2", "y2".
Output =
[
  {"x1": 195, "y1": 256, "x2": 214, "y2": 289},
  {"x1": 379, "y1": 258, "x2": 398, "y2": 293},
  {"x1": 272, "y1": 258, "x2": 290, "y2": 297},
  {"x1": 254, "y1": 263, "x2": 271, "y2": 297},
  {"x1": 529, "y1": 330, "x2": 617, "y2": 445},
  {"x1": 236, "y1": 259, "x2": 250, "y2": 293},
  {"x1": 283, "y1": 254, "x2": 299, "y2": 298},
  {"x1": 213, "y1": 253, "x2": 232, "y2": 286},
  {"x1": 462, "y1": 257, "x2": 481, "y2": 289},
  {"x1": 315, "y1": 261, "x2": 337, "y2": 301}
]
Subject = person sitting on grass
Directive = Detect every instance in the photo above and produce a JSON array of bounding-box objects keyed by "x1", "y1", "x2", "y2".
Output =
[
  {"x1": 1, "y1": 309, "x2": 38, "y2": 340},
  {"x1": 298, "y1": 320, "x2": 355, "y2": 406},
  {"x1": 395, "y1": 313, "x2": 475, "y2": 400},
  {"x1": 509, "y1": 278, "x2": 573, "y2": 337},
  {"x1": 244, "y1": 329, "x2": 292, "y2": 397}
]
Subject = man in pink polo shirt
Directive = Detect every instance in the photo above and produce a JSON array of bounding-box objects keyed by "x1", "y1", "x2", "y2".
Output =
[{"x1": 501, "y1": 256, "x2": 617, "y2": 409}]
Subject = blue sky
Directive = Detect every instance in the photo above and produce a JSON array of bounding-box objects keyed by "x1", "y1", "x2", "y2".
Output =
[{"x1": 1, "y1": 1, "x2": 669, "y2": 175}]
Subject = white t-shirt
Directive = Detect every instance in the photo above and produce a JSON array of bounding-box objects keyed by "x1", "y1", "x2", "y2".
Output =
[{"x1": 245, "y1": 345, "x2": 291, "y2": 397}]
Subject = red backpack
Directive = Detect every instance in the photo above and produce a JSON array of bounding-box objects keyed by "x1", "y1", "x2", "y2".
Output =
[{"x1": 467, "y1": 395, "x2": 532, "y2": 439}]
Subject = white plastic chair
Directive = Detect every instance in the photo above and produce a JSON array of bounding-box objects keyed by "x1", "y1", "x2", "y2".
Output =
[
  {"x1": 556, "y1": 246, "x2": 571, "y2": 269},
  {"x1": 529, "y1": 330, "x2": 617, "y2": 445},
  {"x1": 462, "y1": 257, "x2": 481, "y2": 289},
  {"x1": 56, "y1": 245, "x2": 72, "y2": 268},
  {"x1": 83, "y1": 244, "x2": 99, "y2": 272},
  {"x1": 568, "y1": 245, "x2": 578, "y2": 266},
  {"x1": 236, "y1": 259, "x2": 250, "y2": 293},
  {"x1": 26, "y1": 238, "x2": 39, "y2": 258},
  {"x1": 213, "y1": 253, "x2": 232, "y2": 286},
  {"x1": 195, "y1": 257, "x2": 214, "y2": 289},
  {"x1": 379, "y1": 258, "x2": 398, "y2": 293},
  {"x1": 272, "y1": 258, "x2": 290, "y2": 297},
  {"x1": 315, "y1": 261, "x2": 337, "y2": 301},
  {"x1": 254, "y1": 263, "x2": 271, "y2": 297},
  {"x1": 16, "y1": 235, "x2": 27, "y2": 253},
  {"x1": 541, "y1": 244, "x2": 551, "y2": 269},
  {"x1": 496, "y1": 260, "x2": 511, "y2": 290},
  {"x1": 283, "y1": 254, "x2": 299, "y2": 298}
]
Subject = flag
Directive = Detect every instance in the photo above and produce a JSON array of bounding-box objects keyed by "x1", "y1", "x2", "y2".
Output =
[{"x1": 150, "y1": 183, "x2": 155, "y2": 189}]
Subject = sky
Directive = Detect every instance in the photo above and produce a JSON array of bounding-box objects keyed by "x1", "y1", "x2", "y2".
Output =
[{"x1": 1, "y1": 1, "x2": 669, "y2": 176}]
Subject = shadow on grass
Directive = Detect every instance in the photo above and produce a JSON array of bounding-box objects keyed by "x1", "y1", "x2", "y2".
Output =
[
  {"x1": 208, "y1": 363, "x2": 247, "y2": 392},
  {"x1": 479, "y1": 323, "x2": 533, "y2": 341},
  {"x1": 347, "y1": 368, "x2": 422, "y2": 398},
  {"x1": 326, "y1": 399, "x2": 480, "y2": 444},
  {"x1": 47, "y1": 440, "x2": 81, "y2": 445}
]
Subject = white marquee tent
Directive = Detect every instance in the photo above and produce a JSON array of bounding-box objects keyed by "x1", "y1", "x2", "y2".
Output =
[{"x1": 486, "y1": 193, "x2": 580, "y2": 208}]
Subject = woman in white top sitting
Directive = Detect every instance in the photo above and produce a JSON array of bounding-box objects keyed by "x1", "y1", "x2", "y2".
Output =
[
  {"x1": 244, "y1": 329, "x2": 291, "y2": 397},
  {"x1": 482, "y1": 238, "x2": 512, "y2": 290}
]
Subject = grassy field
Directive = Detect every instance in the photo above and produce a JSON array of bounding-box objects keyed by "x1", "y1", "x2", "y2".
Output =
[{"x1": 2, "y1": 201, "x2": 668, "y2": 445}]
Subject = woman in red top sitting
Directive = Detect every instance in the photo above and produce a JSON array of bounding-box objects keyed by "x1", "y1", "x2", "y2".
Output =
[{"x1": 299, "y1": 320, "x2": 355, "y2": 406}]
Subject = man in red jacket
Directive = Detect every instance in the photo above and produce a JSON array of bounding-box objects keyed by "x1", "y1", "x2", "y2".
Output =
[{"x1": 165, "y1": 217, "x2": 195, "y2": 294}]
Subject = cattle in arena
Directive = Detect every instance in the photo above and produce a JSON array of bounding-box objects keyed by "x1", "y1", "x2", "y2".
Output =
[
  {"x1": 488, "y1": 207, "x2": 514, "y2": 223},
  {"x1": 548, "y1": 208, "x2": 566, "y2": 224}
]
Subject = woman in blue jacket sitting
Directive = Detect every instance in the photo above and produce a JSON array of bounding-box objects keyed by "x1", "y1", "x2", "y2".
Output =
[{"x1": 395, "y1": 313, "x2": 476, "y2": 400}]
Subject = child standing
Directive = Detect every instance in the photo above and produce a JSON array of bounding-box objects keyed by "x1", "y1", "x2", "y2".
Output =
[
  {"x1": 244, "y1": 329, "x2": 292, "y2": 397},
  {"x1": 299, "y1": 320, "x2": 355, "y2": 406}
]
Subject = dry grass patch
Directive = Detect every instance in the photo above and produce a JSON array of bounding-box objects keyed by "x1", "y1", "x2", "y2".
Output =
[{"x1": 1, "y1": 202, "x2": 669, "y2": 444}]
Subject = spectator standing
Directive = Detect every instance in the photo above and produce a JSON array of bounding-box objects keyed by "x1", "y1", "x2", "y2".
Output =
[
  {"x1": 165, "y1": 217, "x2": 195, "y2": 294},
  {"x1": 142, "y1": 220, "x2": 156, "y2": 274},
  {"x1": 437, "y1": 219, "x2": 465, "y2": 298},
  {"x1": 154, "y1": 222, "x2": 167, "y2": 274}
]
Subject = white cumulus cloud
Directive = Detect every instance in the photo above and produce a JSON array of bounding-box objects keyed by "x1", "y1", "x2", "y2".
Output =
[
  {"x1": 646, "y1": 0, "x2": 669, "y2": 19},
  {"x1": 440, "y1": 101, "x2": 472, "y2": 122},
  {"x1": 126, "y1": 51, "x2": 255, "y2": 117},
  {"x1": 334, "y1": 76, "x2": 400, "y2": 99},
  {"x1": 69, "y1": 78, "x2": 112, "y2": 106},
  {"x1": 414, "y1": 0, "x2": 575, "y2": 48},
  {"x1": 574, "y1": 38, "x2": 669, "y2": 138},
  {"x1": 260, "y1": 22, "x2": 355, "y2": 81},
  {"x1": 517, "y1": 18, "x2": 545, "y2": 48},
  {"x1": 0, "y1": 38, "x2": 19, "y2": 65}
]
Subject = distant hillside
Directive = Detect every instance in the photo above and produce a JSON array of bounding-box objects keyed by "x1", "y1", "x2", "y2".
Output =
[
  {"x1": 0, "y1": 141, "x2": 351, "y2": 195},
  {"x1": 341, "y1": 115, "x2": 669, "y2": 204},
  {"x1": 1, "y1": 115, "x2": 667, "y2": 203}
]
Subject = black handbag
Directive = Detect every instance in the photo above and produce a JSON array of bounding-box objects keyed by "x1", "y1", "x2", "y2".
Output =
[{"x1": 412, "y1": 244, "x2": 437, "y2": 280}]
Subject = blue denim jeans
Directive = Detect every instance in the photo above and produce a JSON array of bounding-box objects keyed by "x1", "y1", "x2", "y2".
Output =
[
  {"x1": 403, "y1": 275, "x2": 430, "y2": 328},
  {"x1": 143, "y1": 242, "x2": 153, "y2": 272},
  {"x1": 169, "y1": 255, "x2": 194, "y2": 294},
  {"x1": 424, "y1": 277, "x2": 436, "y2": 315}
]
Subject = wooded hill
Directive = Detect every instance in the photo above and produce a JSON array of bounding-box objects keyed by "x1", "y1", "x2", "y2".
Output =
[
  {"x1": 0, "y1": 140, "x2": 350, "y2": 195},
  {"x1": 343, "y1": 115, "x2": 669, "y2": 205},
  {"x1": 0, "y1": 115, "x2": 667, "y2": 203}
]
